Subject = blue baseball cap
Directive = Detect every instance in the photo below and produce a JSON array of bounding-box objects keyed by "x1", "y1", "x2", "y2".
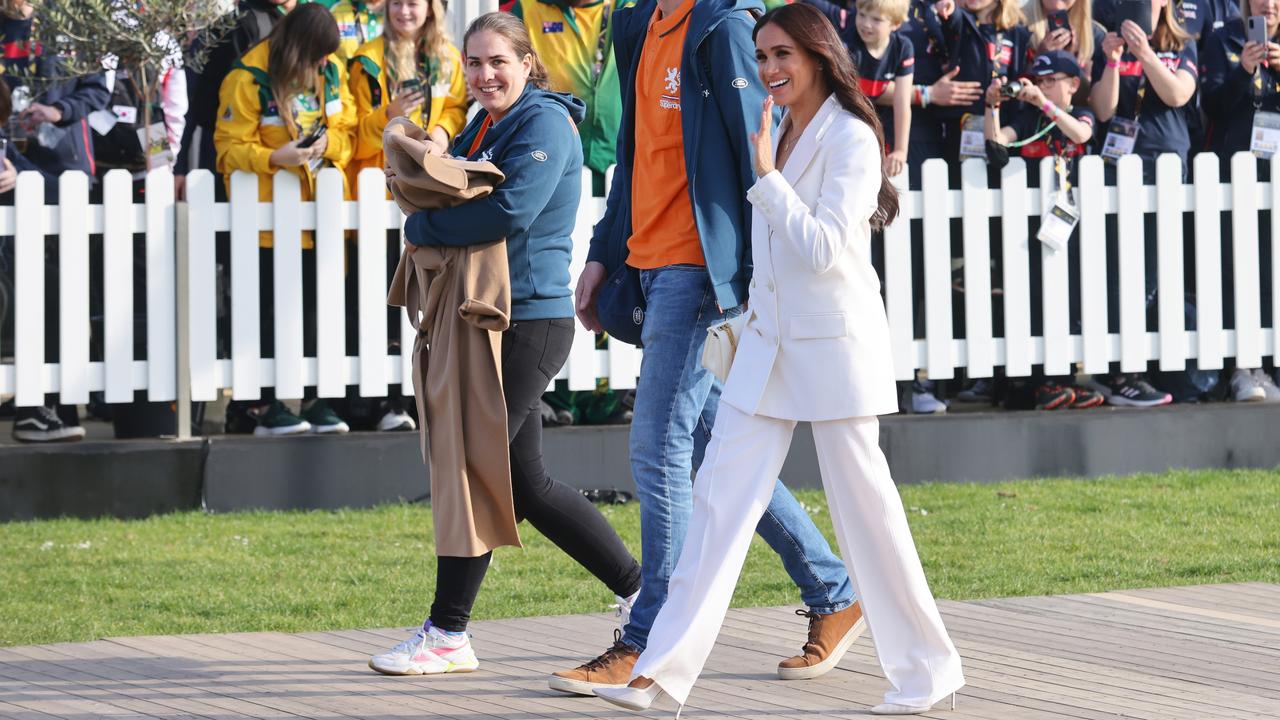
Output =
[{"x1": 1029, "y1": 50, "x2": 1082, "y2": 79}]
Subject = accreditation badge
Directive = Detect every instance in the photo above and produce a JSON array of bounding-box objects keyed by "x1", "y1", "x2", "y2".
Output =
[
  {"x1": 959, "y1": 114, "x2": 986, "y2": 160},
  {"x1": 1100, "y1": 117, "x2": 1139, "y2": 163},
  {"x1": 1250, "y1": 111, "x2": 1280, "y2": 159},
  {"x1": 1038, "y1": 198, "x2": 1078, "y2": 253}
]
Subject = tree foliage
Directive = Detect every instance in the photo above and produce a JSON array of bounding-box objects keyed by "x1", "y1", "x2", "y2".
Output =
[{"x1": 32, "y1": 0, "x2": 235, "y2": 78}]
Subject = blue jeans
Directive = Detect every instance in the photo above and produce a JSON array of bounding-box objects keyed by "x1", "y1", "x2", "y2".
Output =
[{"x1": 622, "y1": 265, "x2": 854, "y2": 652}]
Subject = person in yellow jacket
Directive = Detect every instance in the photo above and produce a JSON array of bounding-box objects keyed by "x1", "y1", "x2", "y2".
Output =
[
  {"x1": 331, "y1": 0, "x2": 385, "y2": 64},
  {"x1": 214, "y1": 3, "x2": 358, "y2": 436},
  {"x1": 348, "y1": 0, "x2": 466, "y2": 185}
]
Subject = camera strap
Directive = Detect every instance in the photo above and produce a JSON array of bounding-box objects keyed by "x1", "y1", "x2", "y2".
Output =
[{"x1": 1004, "y1": 119, "x2": 1058, "y2": 148}]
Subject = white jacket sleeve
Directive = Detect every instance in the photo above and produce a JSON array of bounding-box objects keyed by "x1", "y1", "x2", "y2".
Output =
[{"x1": 746, "y1": 118, "x2": 880, "y2": 274}]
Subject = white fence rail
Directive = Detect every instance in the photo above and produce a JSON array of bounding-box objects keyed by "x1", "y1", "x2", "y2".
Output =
[{"x1": 1, "y1": 154, "x2": 1277, "y2": 425}]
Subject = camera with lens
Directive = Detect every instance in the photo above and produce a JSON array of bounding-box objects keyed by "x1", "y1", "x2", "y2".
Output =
[{"x1": 1000, "y1": 78, "x2": 1024, "y2": 100}]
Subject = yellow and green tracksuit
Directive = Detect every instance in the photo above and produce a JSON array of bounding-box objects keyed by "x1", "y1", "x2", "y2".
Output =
[
  {"x1": 348, "y1": 36, "x2": 467, "y2": 187},
  {"x1": 330, "y1": 0, "x2": 384, "y2": 65},
  {"x1": 214, "y1": 41, "x2": 357, "y2": 248},
  {"x1": 512, "y1": 0, "x2": 632, "y2": 177}
]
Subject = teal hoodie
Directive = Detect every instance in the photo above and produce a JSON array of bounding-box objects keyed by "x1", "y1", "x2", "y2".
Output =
[{"x1": 405, "y1": 87, "x2": 586, "y2": 321}]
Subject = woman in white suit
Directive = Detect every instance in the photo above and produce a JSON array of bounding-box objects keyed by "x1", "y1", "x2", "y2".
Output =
[{"x1": 595, "y1": 3, "x2": 964, "y2": 715}]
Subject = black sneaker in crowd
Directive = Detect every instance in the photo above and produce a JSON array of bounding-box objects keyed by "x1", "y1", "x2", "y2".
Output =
[
  {"x1": 1105, "y1": 375, "x2": 1173, "y2": 408},
  {"x1": 12, "y1": 405, "x2": 87, "y2": 443},
  {"x1": 377, "y1": 397, "x2": 417, "y2": 432}
]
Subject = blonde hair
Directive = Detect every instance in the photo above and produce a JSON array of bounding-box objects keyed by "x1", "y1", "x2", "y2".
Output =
[
  {"x1": 855, "y1": 0, "x2": 910, "y2": 26},
  {"x1": 1151, "y1": 0, "x2": 1189, "y2": 52},
  {"x1": 990, "y1": 0, "x2": 1027, "y2": 31},
  {"x1": 1024, "y1": 0, "x2": 1095, "y2": 65},
  {"x1": 384, "y1": 0, "x2": 452, "y2": 89}
]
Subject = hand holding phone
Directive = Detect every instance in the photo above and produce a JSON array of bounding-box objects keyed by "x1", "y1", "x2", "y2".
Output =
[
  {"x1": 1112, "y1": 0, "x2": 1152, "y2": 38},
  {"x1": 1040, "y1": 11, "x2": 1073, "y2": 52},
  {"x1": 296, "y1": 124, "x2": 327, "y2": 149}
]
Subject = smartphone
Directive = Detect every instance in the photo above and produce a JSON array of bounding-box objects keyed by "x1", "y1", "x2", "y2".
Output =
[
  {"x1": 0, "y1": 137, "x2": 9, "y2": 159},
  {"x1": 296, "y1": 124, "x2": 327, "y2": 149},
  {"x1": 1047, "y1": 9, "x2": 1070, "y2": 33},
  {"x1": 399, "y1": 77, "x2": 424, "y2": 94},
  {"x1": 1112, "y1": 0, "x2": 1152, "y2": 37},
  {"x1": 1249, "y1": 15, "x2": 1269, "y2": 46}
]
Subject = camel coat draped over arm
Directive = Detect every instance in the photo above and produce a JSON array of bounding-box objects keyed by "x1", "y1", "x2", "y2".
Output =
[{"x1": 383, "y1": 117, "x2": 519, "y2": 557}]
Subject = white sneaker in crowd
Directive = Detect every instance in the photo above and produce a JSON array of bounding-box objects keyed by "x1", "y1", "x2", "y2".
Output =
[
  {"x1": 368, "y1": 624, "x2": 479, "y2": 676},
  {"x1": 1231, "y1": 368, "x2": 1266, "y2": 403},
  {"x1": 377, "y1": 409, "x2": 416, "y2": 432},
  {"x1": 1252, "y1": 369, "x2": 1280, "y2": 402},
  {"x1": 911, "y1": 381, "x2": 948, "y2": 414}
]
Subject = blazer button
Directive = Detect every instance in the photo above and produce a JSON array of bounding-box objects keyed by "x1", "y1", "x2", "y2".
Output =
[{"x1": 766, "y1": 281, "x2": 775, "y2": 292}]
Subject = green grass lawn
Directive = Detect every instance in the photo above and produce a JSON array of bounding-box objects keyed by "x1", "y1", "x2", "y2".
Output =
[{"x1": 2, "y1": 468, "x2": 1277, "y2": 647}]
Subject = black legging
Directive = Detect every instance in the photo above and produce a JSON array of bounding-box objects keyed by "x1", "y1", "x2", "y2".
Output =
[{"x1": 429, "y1": 317, "x2": 642, "y2": 632}]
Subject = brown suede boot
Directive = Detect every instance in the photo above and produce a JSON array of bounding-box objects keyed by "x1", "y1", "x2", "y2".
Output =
[
  {"x1": 777, "y1": 602, "x2": 865, "y2": 680},
  {"x1": 548, "y1": 630, "x2": 640, "y2": 696}
]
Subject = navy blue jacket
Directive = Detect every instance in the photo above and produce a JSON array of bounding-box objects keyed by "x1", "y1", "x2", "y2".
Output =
[
  {"x1": 1, "y1": 15, "x2": 109, "y2": 179},
  {"x1": 1201, "y1": 18, "x2": 1277, "y2": 157},
  {"x1": 404, "y1": 86, "x2": 584, "y2": 321},
  {"x1": 587, "y1": 0, "x2": 767, "y2": 310},
  {"x1": 901, "y1": 0, "x2": 951, "y2": 153},
  {"x1": 937, "y1": 8, "x2": 1033, "y2": 120}
]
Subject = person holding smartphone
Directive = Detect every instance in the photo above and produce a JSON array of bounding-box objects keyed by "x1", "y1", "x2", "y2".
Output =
[
  {"x1": 1202, "y1": 2, "x2": 1280, "y2": 161},
  {"x1": 215, "y1": 3, "x2": 358, "y2": 436},
  {"x1": 1199, "y1": 1, "x2": 1280, "y2": 402},
  {"x1": 349, "y1": 0, "x2": 466, "y2": 180},
  {"x1": 1090, "y1": 0, "x2": 1196, "y2": 178},
  {"x1": 1025, "y1": 0, "x2": 1105, "y2": 100},
  {"x1": 1082, "y1": 0, "x2": 1190, "y2": 407}
]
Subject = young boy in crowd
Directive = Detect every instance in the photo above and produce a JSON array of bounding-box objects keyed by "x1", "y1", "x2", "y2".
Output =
[
  {"x1": 983, "y1": 49, "x2": 1105, "y2": 410},
  {"x1": 804, "y1": 0, "x2": 914, "y2": 176},
  {"x1": 984, "y1": 49, "x2": 1093, "y2": 164}
]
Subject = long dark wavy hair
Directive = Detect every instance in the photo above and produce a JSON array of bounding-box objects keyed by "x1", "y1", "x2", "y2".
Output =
[{"x1": 753, "y1": 4, "x2": 899, "y2": 229}]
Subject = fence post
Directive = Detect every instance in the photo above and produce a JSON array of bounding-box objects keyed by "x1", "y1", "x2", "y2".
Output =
[{"x1": 175, "y1": 198, "x2": 192, "y2": 441}]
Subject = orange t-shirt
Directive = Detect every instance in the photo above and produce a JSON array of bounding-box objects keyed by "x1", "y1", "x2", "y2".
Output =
[{"x1": 627, "y1": 0, "x2": 704, "y2": 269}]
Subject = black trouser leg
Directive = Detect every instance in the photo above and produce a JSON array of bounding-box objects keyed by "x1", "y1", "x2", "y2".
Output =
[{"x1": 429, "y1": 318, "x2": 642, "y2": 631}]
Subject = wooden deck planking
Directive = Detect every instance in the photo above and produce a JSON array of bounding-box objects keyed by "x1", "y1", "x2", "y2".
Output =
[{"x1": 1, "y1": 584, "x2": 1277, "y2": 720}]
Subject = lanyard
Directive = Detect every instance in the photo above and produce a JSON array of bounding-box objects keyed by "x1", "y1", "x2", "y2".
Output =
[
  {"x1": 468, "y1": 115, "x2": 493, "y2": 157},
  {"x1": 1130, "y1": 62, "x2": 1148, "y2": 120}
]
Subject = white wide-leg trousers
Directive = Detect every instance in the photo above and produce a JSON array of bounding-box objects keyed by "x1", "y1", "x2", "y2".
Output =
[{"x1": 631, "y1": 403, "x2": 965, "y2": 708}]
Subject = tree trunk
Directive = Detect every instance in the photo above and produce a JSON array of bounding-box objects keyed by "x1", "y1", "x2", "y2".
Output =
[{"x1": 137, "y1": 64, "x2": 154, "y2": 172}]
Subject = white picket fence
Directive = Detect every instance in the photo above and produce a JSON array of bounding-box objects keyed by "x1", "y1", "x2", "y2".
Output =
[{"x1": 1, "y1": 153, "x2": 1277, "y2": 433}]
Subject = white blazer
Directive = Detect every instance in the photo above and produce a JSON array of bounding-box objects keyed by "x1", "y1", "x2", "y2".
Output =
[{"x1": 721, "y1": 95, "x2": 899, "y2": 422}]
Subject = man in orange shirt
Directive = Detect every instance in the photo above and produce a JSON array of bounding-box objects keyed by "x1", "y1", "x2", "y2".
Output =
[{"x1": 555, "y1": 0, "x2": 864, "y2": 696}]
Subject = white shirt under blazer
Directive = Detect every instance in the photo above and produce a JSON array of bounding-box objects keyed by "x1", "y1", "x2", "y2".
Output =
[{"x1": 722, "y1": 94, "x2": 899, "y2": 422}]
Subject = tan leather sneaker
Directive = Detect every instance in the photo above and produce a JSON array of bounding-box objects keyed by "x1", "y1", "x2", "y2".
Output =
[
  {"x1": 777, "y1": 602, "x2": 866, "y2": 680},
  {"x1": 548, "y1": 630, "x2": 640, "y2": 696}
]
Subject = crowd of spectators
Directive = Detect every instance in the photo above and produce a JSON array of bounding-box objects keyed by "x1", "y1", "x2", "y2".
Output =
[{"x1": 1, "y1": 0, "x2": 1279, "y2": 442}]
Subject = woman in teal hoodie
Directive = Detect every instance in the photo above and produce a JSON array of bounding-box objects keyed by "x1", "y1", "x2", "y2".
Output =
[{"x1": 370, "y1": 12, "x2": 642, "y2": 677}]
